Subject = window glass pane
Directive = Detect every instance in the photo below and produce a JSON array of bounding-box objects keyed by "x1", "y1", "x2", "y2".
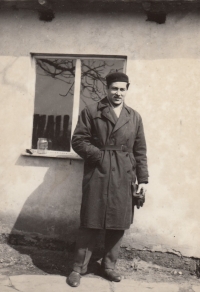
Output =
[
  {"x1": 32, "y1": 58, "x2": 75, "y2": 151},
  {"x1": 79, "y1": 59, "x2": 125, "y2": 113}
]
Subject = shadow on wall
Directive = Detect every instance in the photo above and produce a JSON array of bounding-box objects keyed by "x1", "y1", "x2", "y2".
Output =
[
  {"x1": 6, "y1": 156, "x2": 106, "y2": 275},
  {"x1": 9, "y1": 155, "x2": 83, "y2": 242}
]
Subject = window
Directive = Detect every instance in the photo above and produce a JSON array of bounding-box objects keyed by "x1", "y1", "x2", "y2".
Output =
[{"x1": 31, "y1": 54, "x2": 127, "y2": 156}]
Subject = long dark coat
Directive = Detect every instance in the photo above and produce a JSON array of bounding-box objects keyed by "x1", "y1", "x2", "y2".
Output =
[{"x1": 72, "y1": 97, "x2": 149, "y2": 230}]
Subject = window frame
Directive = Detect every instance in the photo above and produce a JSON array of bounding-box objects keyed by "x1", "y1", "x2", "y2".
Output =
[{"x1": 23, "y1": 53, "x2": 127, "y2": 159}]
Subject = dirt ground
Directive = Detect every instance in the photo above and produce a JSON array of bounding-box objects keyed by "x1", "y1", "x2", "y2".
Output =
[{"x1": 0, "y1": 243, "x2": 199, "y2": 285}]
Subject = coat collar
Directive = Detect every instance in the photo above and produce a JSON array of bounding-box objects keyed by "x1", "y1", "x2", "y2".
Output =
[{"x1": 97, "y1": 97, "x2": 131, "y2": 132}]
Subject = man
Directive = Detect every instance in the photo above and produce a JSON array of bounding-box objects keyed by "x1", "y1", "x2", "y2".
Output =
[{"x1": 68, "y1": 72, "x2": 149, "y2": 287}]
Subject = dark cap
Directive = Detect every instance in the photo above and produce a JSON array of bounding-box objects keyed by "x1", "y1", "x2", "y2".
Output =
[{"x1": 106, "y1": 72, "x2": 129, "y2": 88}]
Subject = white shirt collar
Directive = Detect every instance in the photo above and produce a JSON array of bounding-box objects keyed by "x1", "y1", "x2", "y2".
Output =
[{"x1": 109, "y1": 100, "x2": 123, "y2": 118}]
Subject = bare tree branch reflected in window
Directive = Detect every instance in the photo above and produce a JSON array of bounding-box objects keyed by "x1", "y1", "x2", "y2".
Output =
[
  {"x1": 37, "y1": 59, "x2": 75, "y2": 97},
  {"x1": 36, "y1": 58, "x2": 123, "y2": 102},
  {"x1": 81, "y1": 60, "x2": 116, "y2": 101}
]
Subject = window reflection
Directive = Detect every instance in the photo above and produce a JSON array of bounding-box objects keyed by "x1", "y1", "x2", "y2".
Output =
[
  {"x1": 32, "y1": 59, "x2": 75, "y2": 151},
  {"x1": 80, "y1": 59, "x2": 125, "y2": 113}
]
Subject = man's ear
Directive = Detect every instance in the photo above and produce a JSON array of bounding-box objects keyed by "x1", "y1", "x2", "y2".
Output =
[{"x1": 126, "y1": 83, "x2": 130, "y2": 90}]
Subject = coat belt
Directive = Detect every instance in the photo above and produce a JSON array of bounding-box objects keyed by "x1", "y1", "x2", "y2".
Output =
[{"x1": 100, "y1": 145, "x2": 132, "y2": 152}]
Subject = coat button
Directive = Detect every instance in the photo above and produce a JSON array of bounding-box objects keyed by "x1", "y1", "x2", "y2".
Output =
[
  {"x1": 112, "y1": 167, "x2": 115, "y2": 171},
  {"x1": 126, "y1": 153, "x2": 129, "y2": 157},
  {"x1": 127, "y1": 170, "x2": 130, "y2": 173}
]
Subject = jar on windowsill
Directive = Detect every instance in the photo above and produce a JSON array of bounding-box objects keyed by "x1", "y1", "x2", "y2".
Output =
[{"x1": 37, "y1": 138, "x2": 48, "y2": 154}]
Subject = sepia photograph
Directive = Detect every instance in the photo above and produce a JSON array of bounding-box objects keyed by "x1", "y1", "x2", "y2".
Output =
[{"x1": 0, "y1": 0, "x2": 200, "y2": 291}]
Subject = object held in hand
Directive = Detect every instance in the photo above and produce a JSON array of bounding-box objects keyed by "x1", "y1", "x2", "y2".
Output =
[{"x1": 132, "y1": 183, "x2": 145, "y2": 209}]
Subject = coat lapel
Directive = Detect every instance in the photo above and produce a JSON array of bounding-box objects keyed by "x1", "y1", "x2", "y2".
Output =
[
  {"x1": 97, "y1": 98, "x2": 131, "y2": 130},
  {"x1": 112, "y1": 105, "x2": 131, "y2": 133},
  {"x1": 101, "y1": 107, "x2": 117, "y2": 125},
  {"x1": 97, "y1": 98, "x2": 116, "y2": 125}
]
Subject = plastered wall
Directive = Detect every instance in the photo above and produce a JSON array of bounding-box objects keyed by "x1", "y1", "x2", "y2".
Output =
[{"x1": 0, "y1": 10, "x2": 200, "y2": 257}]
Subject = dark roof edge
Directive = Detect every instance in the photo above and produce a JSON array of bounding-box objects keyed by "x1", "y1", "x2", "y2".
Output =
[{"x1": 1, "y1": 0, "x2": 200, "y2": 12}]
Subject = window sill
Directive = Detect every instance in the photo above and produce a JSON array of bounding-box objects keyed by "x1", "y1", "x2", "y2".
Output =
[{"x1": 22, "y1": 149, "x2": 82, "y2": 160}]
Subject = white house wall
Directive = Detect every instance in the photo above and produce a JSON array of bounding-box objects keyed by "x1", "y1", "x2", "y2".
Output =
[{"x1": 0, "y1": 9, "x2": 200, "y2": 258}]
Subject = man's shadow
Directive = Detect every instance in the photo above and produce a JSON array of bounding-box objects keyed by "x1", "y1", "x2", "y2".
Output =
[{"x1": 8, "y1": 155, "x2": 104, "y2": 276}]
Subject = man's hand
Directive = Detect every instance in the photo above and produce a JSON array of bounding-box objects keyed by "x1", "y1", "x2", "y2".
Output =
[
  {"x1": 134, "y1": 183, "x2": 147, "y2": 209},
  {"x1": 137, "y1": 183, "x2": 147, "y2": 195}
]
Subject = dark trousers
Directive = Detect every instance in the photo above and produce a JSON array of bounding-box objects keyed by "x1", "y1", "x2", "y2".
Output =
[{"x1": 73, "y1": 228, "x2": 125, "y2": 274}]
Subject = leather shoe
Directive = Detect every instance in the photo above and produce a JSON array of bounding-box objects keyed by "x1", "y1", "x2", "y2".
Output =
[
  {"x1": 103, "y1": 269, "x2": 121, "y2": 282},
  {"x1": 67, "y1": 271, "x2": 81, "y2": 287}
]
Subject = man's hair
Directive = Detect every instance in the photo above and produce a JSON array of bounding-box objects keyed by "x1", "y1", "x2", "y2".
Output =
[{"x1": 106, "y1": 72, "x2": 130, "y2": 89}]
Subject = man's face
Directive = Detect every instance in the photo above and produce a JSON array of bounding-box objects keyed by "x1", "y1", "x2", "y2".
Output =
[{"x1": 107, "y1": 82, "x2": 128, "y2": 107}]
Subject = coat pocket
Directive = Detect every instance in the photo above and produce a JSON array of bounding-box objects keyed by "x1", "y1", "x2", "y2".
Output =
[
  {"x1": 96, "y1": 151, "x2": 107, "y2": 176},
  {"x1": 82, "y1": 163, "x2": 96, "y2": 188}
]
